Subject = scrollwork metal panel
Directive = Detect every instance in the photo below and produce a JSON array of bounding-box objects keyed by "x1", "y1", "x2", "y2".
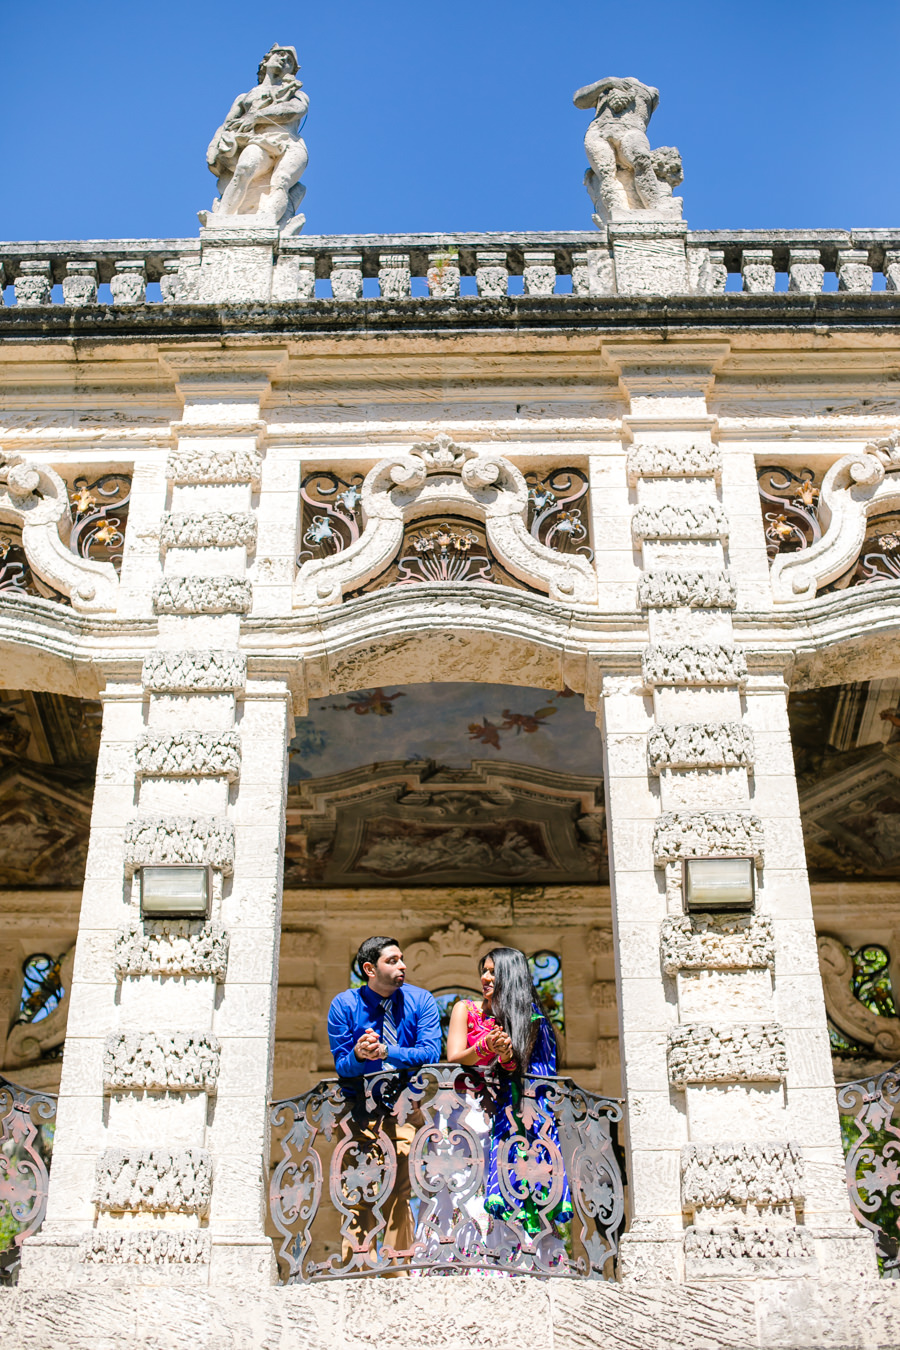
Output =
[
  {"x1": 0, "y1": 1076, "x2": 57, "y2": 1285},
  {"x1": 838, "y1": 1063, "x2": 900, "y2": 1277},
  {"x1": 269, "y1": 1064, "x2": 624, "y2": 1281}
]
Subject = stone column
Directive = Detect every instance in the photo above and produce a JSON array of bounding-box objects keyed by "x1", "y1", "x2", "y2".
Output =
[
  {"x1": 596, "y1": 340, "x2": 876, "y2": 1284},
  {"x1": 22, "y1": 358, "x2": 294, "y2": 1287}
]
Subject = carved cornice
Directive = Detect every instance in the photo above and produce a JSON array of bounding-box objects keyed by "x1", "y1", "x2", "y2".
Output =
[
  {"x1": 80, "y1": 1230, "x2": 211, "y2": 1264},
  {"x1": 653, "y1": 811, "x2": 764, "y2": 865},
  {"x1": 642, "y1": 644, "x2": 748, "y2": 688},
  {"x1": 648, "y1": 722, "x2": 754, "y2": 772},
  {"x1": 123, "y1": 816, "x2": 235, "y2": 875},
  {"x1": 165, "y1": 446, "x2": 262, "y2": 487},
  {"x1": 626, "y1": 443, "x2": 722, "y2": 486},
  {"x1": 632, "y1": 504, "x2": 728, "y2": 542},
  {"x1": 141, "y1": 650, "x2": 246, "y2": 693},
  {"x1": 93, "y1": 1148, "x2": 212, "y2": 1214},
  {"x1": 113, "y1": 921, "x2": 229, "y2": 981},
  {"x1": 637, "y1": 569, "x2": 736, "y2": 609},
  {"x1": 152, "y1": 576, "x2": 252, "y2": 615},
  {"x1": 135, "y1": 731, "x2": 241, "y2": 780},
  {"x1": 667, "y1": 1022, "x2": 787, "y2": 1087},
  {"x1": 103, "y1": 1031, "x2": 220, "y2": 1093},
  {"x1": 681, "y1": 1142, "x2": 804, "y2": 1211},
  {"x1": 660, "y1": 913, "x2": 774, "y2": 975},
  {"x1": 160, "y1": 511, "x2": 257, "y2": 550}
]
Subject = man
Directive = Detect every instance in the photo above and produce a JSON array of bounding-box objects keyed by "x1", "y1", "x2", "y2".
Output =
[{"x1": 326, "y1": 936, "x2": 441, "y2": 1264}]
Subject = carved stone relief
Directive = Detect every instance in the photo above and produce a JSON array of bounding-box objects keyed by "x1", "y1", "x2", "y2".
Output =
[
  {"x1": 103, "y1": 1032, "x2": 221, "y2": 1093},
  {"x1": 80, "y1": 1231, "x2": 211, "y2": 1264},
  {"x1": 817, "y1": 934, "x2": 900, "y2": 1057},
  {"x1": 667, "y1": 1022, "x2": 787, "y2": 1087},
  {"x1": 626, "y1": 443, "x2": 722, "y2": 486},
  {"x1": 637, "y1": 569, "x2": 736, "y2": 609},
  {"x1": 135, "y1": 731, "x2": 241, "y2": 781},
  {"x1": 403, "y1": 921, "x2": 496, "y2": 990},
  {"x1": 165, "y1": 447, "x2": 262, "y2": 488},
  {"x1": 632, "y1": 504, "x2": 728, "y2": 542},
  {"x1": 160, "y1": 511, "x2": 257, "y2": 550},
  {"x1": 294, "y1": 437, "x2": 596, "y2": 608},
  {"x1": 141, "y1": 651, "x2": 246, "y2": 693},
  {"x1": 642, "y1": 644, "x2": 748, "y2": 688},
  {"x1": 660, "y1": 914, "x2": 774, "y2": 976},
  {"x1": 681, "y1": 1141, "x2": 804, "y2": 1212},
  {"x1": 653, "y1": 811, "x2": 764, "y2": 865},
  {"x1": 123, "y1": 816, "x2": 235, "y2": 875},
  {"x1": 113, "y1": 921, "x2": 229, "y2": 981},
  {"x1": 683, "y1": 1224, "x2": 814, "y2": 1277},
  {"x1": 152, "y1": 576, "x2": 252, "y2": 615},
  {"x1": 93, "y1": 1148, "x2": 212, "y2": 1214},
  {"x1": 648, "y1": 722, "x2": 753, "y2": 772}
]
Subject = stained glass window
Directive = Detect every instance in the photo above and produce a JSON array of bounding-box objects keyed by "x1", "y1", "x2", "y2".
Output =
[
  {"x1": 530, "y1": 951, "x2": 565, "y2": 1036},
  {"x1": 16, "y1": 954, "x2": 64, "y2": 1025}
]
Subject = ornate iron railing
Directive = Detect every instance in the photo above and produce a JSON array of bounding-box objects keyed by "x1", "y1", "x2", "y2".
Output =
[
  {"x1": 837, "y1": 1062, "x2": 900, "y2": 1277},
  {"x1": 269, "y1": 1064, "x2": 624, "y2": 1281},
  {"x1": 0, "y1": 1075, "x2": 57, "y2": 1285}
]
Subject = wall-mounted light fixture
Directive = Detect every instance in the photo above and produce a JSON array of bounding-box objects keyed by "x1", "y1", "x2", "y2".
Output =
[
  {"x1": 139, "y1": 866, "x2": 209, "y2": 919},
  {"x1": 683, "y1": 857, "x2": 754, "y2": 912}
]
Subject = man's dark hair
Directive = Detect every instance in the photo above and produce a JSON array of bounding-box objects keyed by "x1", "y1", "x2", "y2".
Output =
[{"x1": 357, "y1": 935, "x2": 401, "y2": 973}]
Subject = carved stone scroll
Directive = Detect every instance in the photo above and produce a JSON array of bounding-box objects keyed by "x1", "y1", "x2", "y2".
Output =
[
  {"x1": 103, "y1": 1032, "x2": 221, "y2": 1093},
  {"x1": 80, "y1": 1231, "x2": 211, "y2": 1264},
  {"x1": 632, "y1": 504, "x2": 728, "y2": 542},
  {"x1": 113, "y1": 921, "x2": 229, "y2": 981},
  {"x1": 817, "y1": 934, "x2": 900, "y2": 1057},
  {"x1": 135, "y1": 731, "x2": 241, "y2": 780},
  {"x1": 93, "y1": 1148, "x2": 212, "y2": 1214},
  {"x1": 637, "y1": 569, "x2": 736, "y2": 609},
  {"x1": 653, "y1": 812, "x2": 764, "y2": 865},
  {"x1": 648, "y1": 722, "x2": 754, "y2": 772},
  {"x1": 141, "y1": 650, "x2": 246, "y2": 693},
  {"x1": 626, "y1": 443, "x2": 722, "y2": 486},
  {"x1": 0, "y1": 454, "x2": 119, "y2": 613},
  {"x1": 294, "y1": 437, "x2": 597, "y2": 607},
  {"x1": 160, "y1": 512, "x2": 257, "y2": 550},
  {"x1": 152, "y1": 576, "x2": 252, "y2": 615},
  {"x1": 166, "y1": 446, "x2": 262, "y2": 488},
  {"x1": 642, "y1": 644, "x2": 748, "y2": 688},
  {"x1": 660, "y1": 914, "x2": 774, "y2": 976},
  {"x1": 681, "y1": 1142, "x2": 804, "y2": 1212},
  {"x1": 667, "y1": 1022, "x2": 787, "y2": 1087},
  {"x1": 123, "y1": 816, "x2": 235, "y2": 875},
  {"x1": 771, "y1": 437, "x2": 900, "y2": 601}
]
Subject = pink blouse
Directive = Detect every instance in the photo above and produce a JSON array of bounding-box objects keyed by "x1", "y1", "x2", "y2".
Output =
[{"x1": 464, "y1": 999, "x2": 515, "y2": 1069}]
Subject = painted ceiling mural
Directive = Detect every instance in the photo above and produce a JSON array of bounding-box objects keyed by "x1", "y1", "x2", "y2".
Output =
[
  {"x1": 286, "y1": 683, "x2": 607, "y2": 888},
  {"x1": 790, "y1": 676, "x2": 900, "y2": 880}
]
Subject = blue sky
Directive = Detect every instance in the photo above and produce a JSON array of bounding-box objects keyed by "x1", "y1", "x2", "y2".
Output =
[{"x1": 4, "y1": 1, "x2": 899, "y2": 242}]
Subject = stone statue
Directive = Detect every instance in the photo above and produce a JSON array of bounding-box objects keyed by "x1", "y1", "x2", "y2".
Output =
[
  {"x1": 203, "y1": 44, "x2": 309, "y2": 233},
  {"x1": 573, "y1": 76, "x2": 683, "y2": 224}
]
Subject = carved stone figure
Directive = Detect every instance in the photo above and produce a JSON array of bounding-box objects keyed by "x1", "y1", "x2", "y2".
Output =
[
  {"x1": 204, "y1": 45, "x2": 309, "y2": 232},
  {"x1": 573, "y1": 76, "x2": 683, "y2": 223}
]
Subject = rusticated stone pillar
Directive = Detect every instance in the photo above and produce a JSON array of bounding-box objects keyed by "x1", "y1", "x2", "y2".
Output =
[
  {"x1": 595, "y1": 341, "x2": 877, "y2": 1285},
  {"x1": 22, "y1": 362, "x2": 297, "y2": 1287}
]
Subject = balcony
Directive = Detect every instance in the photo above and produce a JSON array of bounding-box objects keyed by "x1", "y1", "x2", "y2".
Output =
[{"x1": 268, "y1": 1063, "x2": 625, "y2": 1281}]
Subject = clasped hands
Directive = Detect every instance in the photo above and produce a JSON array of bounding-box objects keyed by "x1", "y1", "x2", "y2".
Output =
[
  {"x1": 483, "y1": 1026, "x2": 515, "y2": 1066},
  {"x1": 354, "y1": 1028, "x2": 388, "y2": 1062}
]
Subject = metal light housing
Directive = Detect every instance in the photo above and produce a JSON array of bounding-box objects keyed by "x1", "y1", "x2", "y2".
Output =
[
  {"x1": 683, "y1": 856, "x2": 754, "y2": 912},
  {"x1": 139, "y1": 866, "x2": 209, "y2": 919}
]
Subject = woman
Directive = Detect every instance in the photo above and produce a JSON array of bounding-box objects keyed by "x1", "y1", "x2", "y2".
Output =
[{"x1": 447, "y1": 947, "x2": 572, "y2": 1237}]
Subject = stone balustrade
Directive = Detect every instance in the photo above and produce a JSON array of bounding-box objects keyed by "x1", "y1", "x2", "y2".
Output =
[{"x1": 2, "y1": 229, "x2": 900, "y2": 304}]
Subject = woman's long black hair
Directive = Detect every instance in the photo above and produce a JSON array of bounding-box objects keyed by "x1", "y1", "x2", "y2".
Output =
[{"x1": 480, "y1": 946, "x2": 548, "y2": 1074}]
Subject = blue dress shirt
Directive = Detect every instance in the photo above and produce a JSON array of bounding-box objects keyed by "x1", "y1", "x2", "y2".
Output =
[{"x1": 327, "y1": 983, "x2": 442, "y2": 1079}]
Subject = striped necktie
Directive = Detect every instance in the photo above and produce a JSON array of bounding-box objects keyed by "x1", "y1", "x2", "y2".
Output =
[{"x1": 380, "y1": 995, "x2": 398, "y2": 1070}]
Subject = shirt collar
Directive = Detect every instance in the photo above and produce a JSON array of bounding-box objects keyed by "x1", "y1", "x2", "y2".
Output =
[{"x1": 359, "y1": 984, "x2": 399, "y2": 1011}]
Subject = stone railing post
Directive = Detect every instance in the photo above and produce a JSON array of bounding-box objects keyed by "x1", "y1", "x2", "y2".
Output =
[{"x1": 595, "y1": 339, "x2": 877, "y2": 1285}]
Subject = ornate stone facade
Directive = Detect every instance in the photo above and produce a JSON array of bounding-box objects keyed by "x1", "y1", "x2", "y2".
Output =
[
  {"x1": 680, "y1": 1142, "x2": 804, "y2": 1211},
  {"x1": 626, "y1": 443, "x2": 722, "y2": 484},
  {"x1": 160, "y1": 512, "x2": 257, "y2": 549},
  {"x1": 165, "y1": 447, "x2": 262, "y2": 487},
  {"x1": 637, "y1": 569, "x2": 736, "y2": 609},
  {"x1": 648, "y1": 722, "x2": 754, "y2": 771},
  {"x1": 135, "y1": 732, "x2": 242, "y2": 780},
  {"x1": 653, "y1": 811, "x2": 765, "y2": 864},
  {"x1": 103, "y1": 1032, "x2": 221, "y2": 1092},
  {"x1": 667, "y1": 1023, "x2": 788, "y2": 1087},
  {"x1": 141, "y1": 651, "x2": 247, "y2": 693},
  {"x1": 642, "y1": 644, "x2": 749, "y2": 687},
  {"x1": 80, "y1": 1231, "x2": 211, "y2": 1265},
  {"x1": 632, "y1": 503, "x2": 728, "y2": 542},
  {"x1": 152, "y1": 576, "x2": 253, "y2": 615},
  {"x1": 683, "y1": 1224, "x2": 815, "y2": 1275}
]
